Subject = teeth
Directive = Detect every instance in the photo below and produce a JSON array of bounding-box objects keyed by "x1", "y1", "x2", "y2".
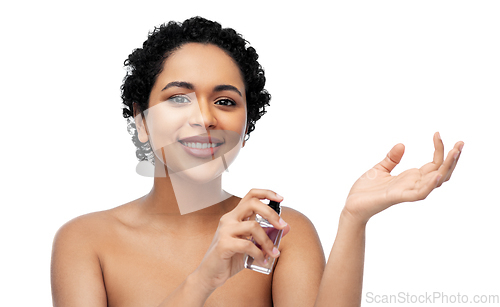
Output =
[{"x1": 181, "y1": 141, "x2": 222, "y2": 149}]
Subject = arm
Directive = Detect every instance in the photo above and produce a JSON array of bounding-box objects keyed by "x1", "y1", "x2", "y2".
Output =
[
  {"x1": 272, "y1": 207, "x2": 326, "y2": 306},
  {"x1": 315, "y1": 132, "x2": 464, "y2": 306},
  {"x1": 51, "y1": 216, "x2": 107, "y2": 307},
  {"x1": 314, "y1": 210, "x2": 366, "y2": 307}
]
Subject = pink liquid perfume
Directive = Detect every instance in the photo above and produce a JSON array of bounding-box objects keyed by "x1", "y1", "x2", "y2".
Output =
[{"x1": 243, "y1": 200, "x2": 283, "y2": 274}]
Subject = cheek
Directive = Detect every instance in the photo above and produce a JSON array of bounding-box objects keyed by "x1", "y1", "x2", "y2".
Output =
[
  {"x1": 239, "y1": 111, "x2": 249, "y2": 136},
  {"x1": 146, "y1": 108, "x2": 188, "y2": 147},
  {"x1": 221, "y1": 110, "x2": 247, "y2": 136}
]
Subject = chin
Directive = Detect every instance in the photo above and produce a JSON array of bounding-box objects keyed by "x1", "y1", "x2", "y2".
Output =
[
  {"x1": 154, "y1": 140, "x2": 242, "y2": 183},
  {"x1": 170, "y1": 157, "x2": 228, "y2": 184}
]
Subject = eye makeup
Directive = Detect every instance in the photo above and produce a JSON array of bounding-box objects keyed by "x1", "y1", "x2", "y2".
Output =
[{"x1": 168, "y1": 95, "x2": 191, "y2": 104}]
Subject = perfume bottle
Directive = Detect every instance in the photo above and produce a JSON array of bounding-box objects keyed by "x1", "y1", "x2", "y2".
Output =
[{"x1": 244, "y1": 200, "x2": 283, "y2": 274}]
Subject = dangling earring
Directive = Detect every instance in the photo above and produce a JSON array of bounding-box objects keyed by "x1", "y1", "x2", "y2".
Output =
[
  {"x1": 143, "y1": 141, "x2": 155, "y2": 165},
  {"x1": 126, "y1": 116, "x2": 135, "y2": 136}
]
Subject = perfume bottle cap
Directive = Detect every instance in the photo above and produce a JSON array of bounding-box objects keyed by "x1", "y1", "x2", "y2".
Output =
[{"x1": 269, "y1": 200, "x2": 281, "y2": 215}]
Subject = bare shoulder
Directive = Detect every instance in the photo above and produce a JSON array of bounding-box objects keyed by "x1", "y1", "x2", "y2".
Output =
[
  {"x1": 55, "y1": 209, "x2": 115, "y2": 241},
  {"x1": 51, "y1": 202, "x2": 136, "y2": 307},
  {"x1": 52, "y1": 200, "x2": 138, "y2": 252},
  {"x1": 279, "y1": 206, "x2": 323, "y2": 252},
  {"x1": 280, "y1": 206, "x2": 318, "y2": 237},
  {"x1": 280, "y1": 206, "x2": 315, "y2": 227},
  {"x1": 271, "y1": 207, "x2": 325, "y2": 306}
]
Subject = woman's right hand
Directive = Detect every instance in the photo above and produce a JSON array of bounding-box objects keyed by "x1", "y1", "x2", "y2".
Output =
[{"x1": 192, "y1": 189, "x2": 290, "y2": 293}]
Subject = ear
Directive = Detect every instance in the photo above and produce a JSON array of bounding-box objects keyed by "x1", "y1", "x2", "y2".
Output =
[
  {"x1": 241, "y1": 123, "x2": 249, "y2": 148},
  {"x1": 133, "y1": 103, "x2": 149, "y2": 143}
]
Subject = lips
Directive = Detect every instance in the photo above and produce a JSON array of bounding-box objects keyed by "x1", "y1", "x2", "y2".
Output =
[
  {"x1": 179, "y1": 135, "x2": 224, "y2": 145},
  {"x1": 178, "y1": 135, "x2": 225, "y2": 158}
]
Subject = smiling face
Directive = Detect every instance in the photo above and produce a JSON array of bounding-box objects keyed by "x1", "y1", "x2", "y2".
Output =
[{"x1": 134, "y1": 43, "x2": 248, "y2": 182}]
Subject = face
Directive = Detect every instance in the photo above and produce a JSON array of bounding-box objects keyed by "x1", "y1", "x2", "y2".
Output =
[{"x1": 135, "y1": 43, "x2": 247, "y2": 183}]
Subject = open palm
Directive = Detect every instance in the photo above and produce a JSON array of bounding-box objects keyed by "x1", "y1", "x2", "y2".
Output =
[{"x1": 344, "y1": 132, "x2": 464, "y2": 223}]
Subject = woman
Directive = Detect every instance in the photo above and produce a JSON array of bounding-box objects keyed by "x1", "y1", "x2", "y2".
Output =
[{"x1": 50, "y1": 17, "x2": 464, "y2": 306}]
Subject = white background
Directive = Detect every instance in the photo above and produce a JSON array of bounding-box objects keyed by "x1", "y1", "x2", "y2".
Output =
[{"x1": 2, "y1": 0, "x2": 499, "y2": 306}]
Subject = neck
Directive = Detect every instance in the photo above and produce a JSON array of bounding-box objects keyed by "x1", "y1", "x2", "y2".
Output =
[{"x1": 140, "y1": 157, "x2": 234, "y2": 217}]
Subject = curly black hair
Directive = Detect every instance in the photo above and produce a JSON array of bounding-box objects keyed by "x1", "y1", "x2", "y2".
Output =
[{"x1": 121, "y1": 16, "x2": 271, "y2": 163}]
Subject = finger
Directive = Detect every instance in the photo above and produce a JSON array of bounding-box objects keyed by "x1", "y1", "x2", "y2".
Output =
[
  {"x1": 234, "y1": 191, "x2": 286, "y2": 229},
  {"x1": 432, "y1": 132, "x2": 445, "y2": 167},
  {"x1": 241, "y1": 188, "x2": 284, "y2": 203},
  {"x1": 373, "y1": 143, "x2": 405, "y2": 174},
  {"x1": 419, "y1": 132, "x2": 445, "y2": 174},
  {"x1": 436, "y1": 146, "x2": 461, "y2": 187},
  {"x1": 245, "y1": 198, "x2": 286, "y2": 231},
  {"x1": 228, "y1": 237, "x2": 268, "y2": 266},
  {"x1": 444, "y1": 142, "x2": 464, "y2": 182},
  {"x1": 231, "y1": 221, "x2": 280, "y2": 259},
  {"x1": 420, "y1": 134, "x2": 463, "y2": 176},
  {"x1": 442, "y1": 141, "x2": 464, "y2": 183},
  {"x1": 400, "y1": 172, "x2": 442, "y2": 202},
  {"x1": 281, "y1": 224, "x2": 291, "y2": 237}
]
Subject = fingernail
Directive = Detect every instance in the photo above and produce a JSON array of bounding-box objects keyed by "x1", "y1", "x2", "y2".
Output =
[
  {"x1": 276, "y1": 193, "x2": 283, "y2": 200},
  {"x1": 437, "y1": 132, "x2": 441, "y2": 140},
  {"x1": 263, "y1": 258, "x2": 268, "y2": 265},
  {"x1": 272, "y1": 247, "x2": 280, "y2": 256},
  {"x1": 279, "y1": 218, "x2": 287, "y2": 227},
  {"x1": 459, "y1": 143, "x2": 464, "y2": 152}
]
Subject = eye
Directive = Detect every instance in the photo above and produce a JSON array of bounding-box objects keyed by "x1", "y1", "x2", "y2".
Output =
[
  {"x1": 168, "y1": 95, "x2": 191, "y2": 104},
  {"x1": 215, "y1": 99, "x2": 236, "y2": 106}
]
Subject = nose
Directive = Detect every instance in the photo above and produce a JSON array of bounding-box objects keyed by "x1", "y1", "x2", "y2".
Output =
[{"x1": 189, "y1": 99, "x2": 217, "y2": 129}]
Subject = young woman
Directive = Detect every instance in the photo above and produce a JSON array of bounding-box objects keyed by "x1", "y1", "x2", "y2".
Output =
[{"x1": 50, "y1": 17, "x2": 464, "y2": 307}]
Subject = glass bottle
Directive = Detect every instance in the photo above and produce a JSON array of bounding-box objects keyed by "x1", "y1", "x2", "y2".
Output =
[{"x1": 243, "y1": 200, "x2": 283, "y2": 274}]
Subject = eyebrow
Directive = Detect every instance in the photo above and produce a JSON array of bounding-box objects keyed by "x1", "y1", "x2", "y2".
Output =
[
  {"x1": 162, "y1": 81, "x2": 194, "y2": 91},
  {"x1": 161, "y1": 81, "x2": 242, "y2": 97},
  {"x1": 213, "y1": 84, "x2": 242, "y2": 97}
]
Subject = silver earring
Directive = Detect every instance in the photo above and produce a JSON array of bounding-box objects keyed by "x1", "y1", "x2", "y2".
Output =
[
  {"x1": 143, "y1": 141, "x2": 155, "y2": 165},
  {"x1": 126, "y1": 117, "x2": 136, "y2": 135}
]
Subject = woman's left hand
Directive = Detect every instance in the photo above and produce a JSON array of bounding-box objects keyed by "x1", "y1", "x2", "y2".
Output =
[{"x1": 343, "y1": 132, "x2": 464, "y2": 224}]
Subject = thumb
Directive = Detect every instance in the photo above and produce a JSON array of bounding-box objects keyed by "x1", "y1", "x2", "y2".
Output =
[
  {"x1": 373, "y1": 143, "x2": 405, "y2": 173},
  {"x1": 281, "y1": 224, "x2": 291, "y2": 237}
]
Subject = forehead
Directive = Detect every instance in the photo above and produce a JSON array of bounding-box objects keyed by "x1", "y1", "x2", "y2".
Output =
[{"x1": 155, "y1": 43, "x2": 245, "y2": 92}]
